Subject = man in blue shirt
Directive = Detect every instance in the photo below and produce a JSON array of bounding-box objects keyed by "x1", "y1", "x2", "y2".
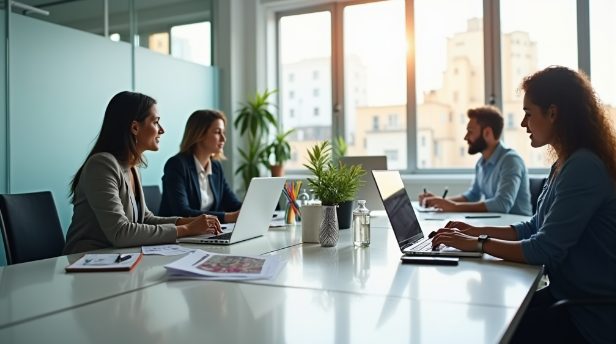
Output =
[{"x1": 420, "y1": 106, "x2": 532, "y2": 216}]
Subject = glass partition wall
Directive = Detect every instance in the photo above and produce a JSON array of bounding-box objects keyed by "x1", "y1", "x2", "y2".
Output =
[{"x1": 8, "y1": 0, "x2": 212, "y2": 66}]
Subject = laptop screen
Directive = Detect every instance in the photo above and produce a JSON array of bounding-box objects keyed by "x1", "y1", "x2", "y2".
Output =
[{"x1": 372, "y1": 170, "x2": 424, "y2": 247}]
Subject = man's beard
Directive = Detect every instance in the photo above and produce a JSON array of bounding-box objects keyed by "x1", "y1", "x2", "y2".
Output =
[{"x1": 468, "y1": 135, "x2": 487, "y2": 154}]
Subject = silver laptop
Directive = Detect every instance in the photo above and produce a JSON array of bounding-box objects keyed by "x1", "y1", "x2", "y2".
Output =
[
  {"x1": 178, "y1": 177, "x2": 286, "y2": 245},
  {"x1": 340, "y1": 156, "x2": 387, "y2": 211},
  {"x1": 372, "y1": 170, "x2": 481, "y2": 257}
]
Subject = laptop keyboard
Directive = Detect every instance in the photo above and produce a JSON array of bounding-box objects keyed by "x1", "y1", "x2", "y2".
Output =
[
  {"x1": 209, "y1": 232, "x2": 232, "y2": 240},
  {"x1": 408, "y1": 237, "x2": 440, "y2": 252}
]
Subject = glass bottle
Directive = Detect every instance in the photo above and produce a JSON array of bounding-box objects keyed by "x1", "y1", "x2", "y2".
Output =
[
  {"x1": 352, "y1": 200, "x2": 370, "y2": 247},
  {"x1": 298, "y1": 188, "x2": 310, "y2": 207}
]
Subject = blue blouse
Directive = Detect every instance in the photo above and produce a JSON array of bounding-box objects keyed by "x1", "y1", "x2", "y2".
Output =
[{"x1": 513, "y1": 149, "x2": 616, "y2": 343}]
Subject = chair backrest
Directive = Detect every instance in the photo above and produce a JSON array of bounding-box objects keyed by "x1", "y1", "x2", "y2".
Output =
[
  {"x1": 529, "y1": 177, "x2": 547, "y2": 214},
  {"x1": 142, "y1": 185, "x2": 162, "y2": 216},
  {"x1": 0, "y1": 191, "x2": 66, "y2": 265}
]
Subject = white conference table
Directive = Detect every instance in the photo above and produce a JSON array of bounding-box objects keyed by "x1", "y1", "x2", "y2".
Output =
[
  {"x1": 0, "y1": 209, "x2": 542, "y2": 343},
  {"x1": 0, "y1": 226, "x2": 302, "y2": 329}
]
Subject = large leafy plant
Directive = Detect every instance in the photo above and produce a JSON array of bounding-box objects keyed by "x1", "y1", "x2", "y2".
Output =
[
  {"x1": 234, "y1": 89, "x2": 278, "y2": 191},
  {"x1": 303, "y1": 141, "x2": 365, "y2": 206}
]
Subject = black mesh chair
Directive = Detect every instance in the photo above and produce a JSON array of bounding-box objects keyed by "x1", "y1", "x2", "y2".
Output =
[
  {"x1": 142, "y1": 185, "x2": 162, "y2": 216},
  {"x1": 0, "y1": 191, "x2": 65, "y2": 265},
  {"x1": 529, "y1": 177, "x2": 547, "y2": 213}
]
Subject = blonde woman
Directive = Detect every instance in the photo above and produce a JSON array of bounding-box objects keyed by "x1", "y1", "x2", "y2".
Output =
[{"x1": 159, "y1": 110, "x2": 241, "y2": 223}]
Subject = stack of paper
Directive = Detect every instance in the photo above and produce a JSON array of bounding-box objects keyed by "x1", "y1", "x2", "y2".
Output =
[
  {"x1": 164, "y1": 249, "x2": 284, "y2": 281},
  {"x1": 142, "y1": 244, "x2": 194, "y2": 256}
]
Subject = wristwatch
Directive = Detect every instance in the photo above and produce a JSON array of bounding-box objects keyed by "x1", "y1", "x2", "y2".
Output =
[{"x1": 477, "y1": 234, "x2": 490, "y2": 253}]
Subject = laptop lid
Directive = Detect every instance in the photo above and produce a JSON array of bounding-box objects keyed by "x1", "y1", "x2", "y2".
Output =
[
  {"x1": 371, "y1": 170, "x2": 424, "y2": 250},
  {"x1": 340, "y1": 156, "x2": 387, "y2": 211},
  {"x1": 178, "y1": 177, "x2": 286, "y2": 245}
]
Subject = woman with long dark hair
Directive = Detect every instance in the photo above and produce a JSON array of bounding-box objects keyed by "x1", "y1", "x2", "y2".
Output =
[
  {"x1": 431, "y1": 66, "x2": 616, "y2": 343},
  {"x1": 64, "y1": 91, "x2": 221, "y2": 254}
]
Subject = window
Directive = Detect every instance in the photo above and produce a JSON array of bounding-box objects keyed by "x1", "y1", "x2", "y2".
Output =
[
  {"x1": 149, "y1": 33, "x2": 169, "y2": 55},
  {"x1": 278, "y1": 11, "x2": 332, "y2": 170},
  {"x1": 507, "y1": 113, "x2": 515, "y2": 129},
  {"x1": 274, "y1": 0, "x2": 595, "y2": 173},
  {"x1": 170, "y1": 22, "x2": 212, "y2": 66},
  {"x1": 388, "y1": 113, "x2": 399, "y2": 128},
  {"x1": 344, "y1": 0, "x2": 407, "y2": 169},
  {"x1": 590, "y1": 0, "x2": 616, "y2": 124},
  {"x1": 415, "y1": 0, "x2": 484, "y2": 169},
  {"x1": 500, "y1": 0, "x2": 577, "y2": 168},
  {"x1": 384, "y1": 149, "x2": 399, "y2": 162}
]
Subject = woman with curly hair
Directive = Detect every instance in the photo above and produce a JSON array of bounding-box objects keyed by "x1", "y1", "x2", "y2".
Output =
[{"x1": 432, "y1": 66, "x2": 616, "y2": 343}]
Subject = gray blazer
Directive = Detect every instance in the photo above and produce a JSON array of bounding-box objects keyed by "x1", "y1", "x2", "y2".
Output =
[{"x1": 63, "y1": 153, "x2": 179, "y2": 254}]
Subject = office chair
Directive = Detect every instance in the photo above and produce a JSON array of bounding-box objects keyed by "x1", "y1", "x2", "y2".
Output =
[
  {"x1": 142, "y1": 185, "x2": 162, "y2": 216},
  {"x1": 0, "y1": 191, "x2": 66, "y2": 265},
  {"x1": 551, "y1": 297, "x2": 616, "y2": 309},
  {"x1": 529, "y1": 177, "x2": 547, "y2": 213}
]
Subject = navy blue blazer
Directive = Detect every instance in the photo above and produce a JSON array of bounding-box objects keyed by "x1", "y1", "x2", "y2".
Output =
[{"x1": 159, "y1": 152, "x2": 242, "y2": 222}]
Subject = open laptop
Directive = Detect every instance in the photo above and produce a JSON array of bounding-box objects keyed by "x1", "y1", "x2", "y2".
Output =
[
  {"x1": 340, "y1": 156, "x2": 387, "y2": 211},
  {"x1": 372, "y1": 170, "x2": 482, "y2": 257},
  {"x1": 178, "y1": 177, "x2": 286, "y2": 245}
]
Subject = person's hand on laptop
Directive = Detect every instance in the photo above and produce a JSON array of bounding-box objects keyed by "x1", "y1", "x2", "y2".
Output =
[
  {"x1": 176, "y1": 215, "x2": 222, "y2": 237},
  {"x1": 444, "y1": 220, "x2": 476, "y2": 234},
  {"x1": 430, "y1": 227, "x2": 477, "y2": 252}
]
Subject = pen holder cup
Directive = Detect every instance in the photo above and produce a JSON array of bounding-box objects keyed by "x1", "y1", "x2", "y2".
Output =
[{"x1": 285, "y1": 202, "x2": 299, "y2": 224}]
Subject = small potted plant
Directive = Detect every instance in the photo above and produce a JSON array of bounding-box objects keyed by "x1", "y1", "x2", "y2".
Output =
[
  {"x1": 264, "y1": 124, "x2": 295, "y2": 177},
  {"x1": 304, "y1": 141, "x2": 365, "y2": 246}
]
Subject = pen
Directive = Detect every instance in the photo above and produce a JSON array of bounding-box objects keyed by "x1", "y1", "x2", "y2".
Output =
[
  {"x1": 115, "y1": 254, "x2": 132, "y2": 263},
  {"x1": 441, "y1": 188, "x2": 448, "y2": 199},
  {"x1": 465, "y1": 215, "x2": 501, "y2": 219},
  {"x1": 192, "y1": 254, "x2": 209, "y2": 266},
  {"x1": 423, "y1": 188, "x2": 427, "y2": 194}
]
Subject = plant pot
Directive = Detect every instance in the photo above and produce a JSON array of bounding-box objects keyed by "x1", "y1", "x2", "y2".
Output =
[
  {"x1": 270, "y1": 164, "x2": 284, "y2": 177},
  {"x1": 336, "y1": 200, "x2": 353, "y2": 230},
  {"x1": 319, "y1": 205, "x2": 339, "y2": 247}
]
